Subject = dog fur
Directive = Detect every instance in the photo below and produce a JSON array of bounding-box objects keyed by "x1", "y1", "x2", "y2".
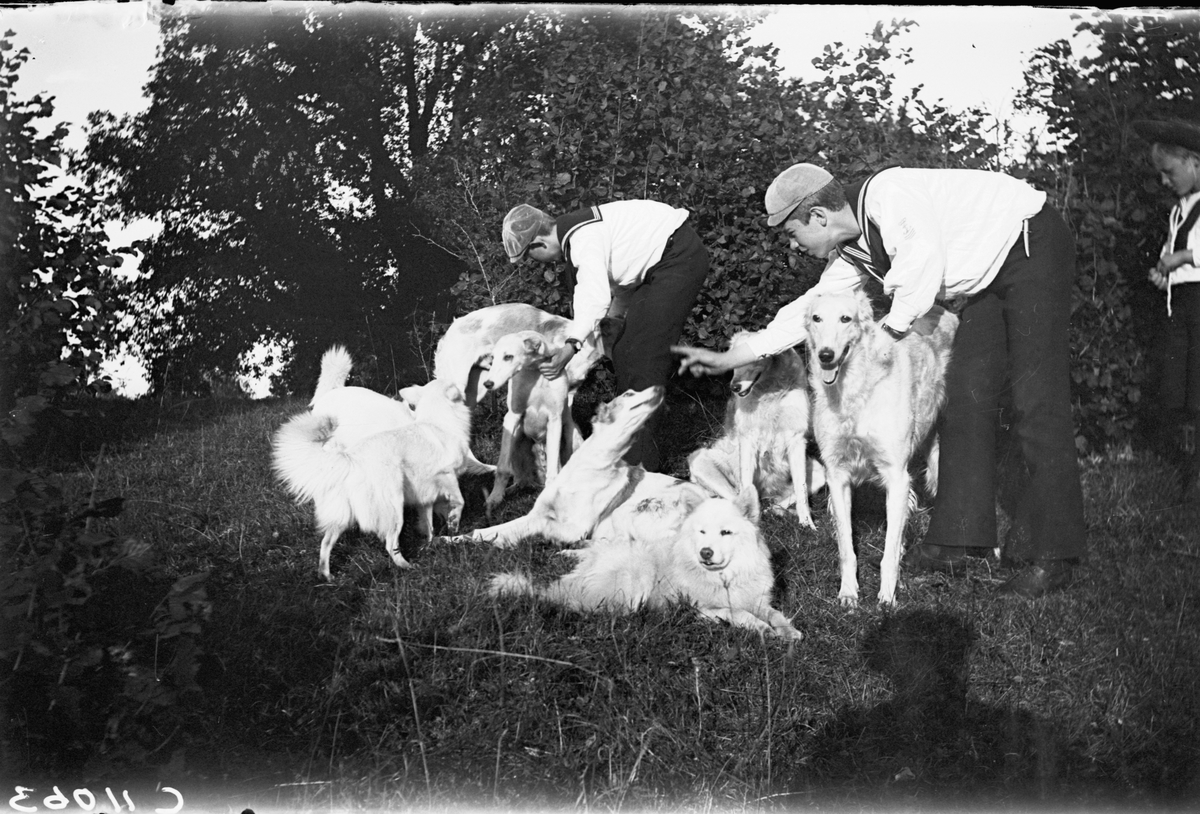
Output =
[
  {"x1": 805, "y1": 290, "x2": 957, "y2": 606},
  {"x1": 433, "y1": 303, "x2": 600, "y2": 407},
  {"x1": 273, "y1": 379, "x2": 492, "y2": 580},
  {"x1": 478, "y1": 329, "x2": 603, "y2": 515},
  {"x1": 308, "y1": 345, "x2": 415, "y2": 449},
  {"x1": 687, "y1": 334, "x2": 827, "y2": 528},
  {"x1": 461, "y1": 386, "x2": 665, "y2": 548},
  {"x1": 489, "y1": 487, "x2": 802, "y2": 640}
]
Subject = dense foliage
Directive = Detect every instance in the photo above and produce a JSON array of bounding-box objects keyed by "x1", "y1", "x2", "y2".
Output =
[
  {"x1": 418, "y1": 14, "x2": 1003, "y2": 350},
  {"x1": 83, "y1": 5, "x2": 529, "y2": 393},
  {"x1": 1017, "y1": 11, "x2": 1200, "y2": 448},
  {"x1": 78, "y1": 6, "x2": 1197, "y2": 448},
  {"x1": 1, "y1": 31, "x2": 211, "y2": 779},
  {"x1": 1, "y1": 32, "x2": 129, "y2": 435}
]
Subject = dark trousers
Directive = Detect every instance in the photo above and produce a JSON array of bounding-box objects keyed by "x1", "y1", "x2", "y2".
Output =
[
  {"x1": 611, "y1": 223, "x2": 709, "y2": 471},
  {"x1": 923, "y1": 204, "x2": 1087, "y2": 563},
  {"x1": 1159, "y1": 282, "x2": 1200, "y2": 414}
]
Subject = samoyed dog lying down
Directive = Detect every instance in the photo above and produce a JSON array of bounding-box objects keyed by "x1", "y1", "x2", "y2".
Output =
[{"x1": 489, "y1": 487, "x2": 802, "y2": 640}]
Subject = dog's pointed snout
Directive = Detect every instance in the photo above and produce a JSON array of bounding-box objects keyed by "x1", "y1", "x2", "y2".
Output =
[
  {"x1": 482, "y1": 380, "x2": 494, "y2": 390},
  {"x1": 700, "y1": 547, "x2": 713, "y2": 561},
  {"x1": 817, "y1": 349, "x2": 834, "y2": 364}
]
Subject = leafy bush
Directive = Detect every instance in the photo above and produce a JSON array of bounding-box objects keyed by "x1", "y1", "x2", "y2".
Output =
[
  {"x1": 0, "y1": 469, "x2": 211, "y2": 776},
  {"x1": 1016, "y1": 11, "x2": 1200, "y2": 449}
]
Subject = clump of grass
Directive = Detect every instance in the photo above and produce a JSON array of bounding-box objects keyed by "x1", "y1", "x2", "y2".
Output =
[{"x1": 40, "y1": 389, "x2": 1200, "y2": 812}]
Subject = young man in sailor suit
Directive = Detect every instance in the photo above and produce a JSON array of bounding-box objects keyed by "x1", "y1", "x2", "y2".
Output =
[
  {"x1": 1135, "y1": 112, "x2": 1200, "y2": 499},
  {"x1": 502, "y1": 200, "x2": 710, "y2": 472},
  {"x1": 674, "y1": 163, "x2": 1087, "y2": 599}
]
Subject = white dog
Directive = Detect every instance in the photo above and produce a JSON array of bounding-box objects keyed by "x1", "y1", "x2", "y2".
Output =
[
  {"x1": 433, "y1": 303, "x2": 601, "y2": 407},
  {"x1": 687, "y1": 334, "x2": 827, "y2": 528},
  {"x1": 461, "y1": 386, "x2": 665, "y2": 548},
  {"x1": 308, "y1": 345, "x2": 415, "y2": 449},
  {"x1": 273, "y1": 379, "x2": 492, "y2": 580},
  {"x1": 489, "y1": 487, "x2": 802, "y2": 640},
  {"x1": 479, "y1": 329, "x2": 604, "y2": 515},
  {"x1": 805, "y1": 290, "x2": 957, "y2": 607}
]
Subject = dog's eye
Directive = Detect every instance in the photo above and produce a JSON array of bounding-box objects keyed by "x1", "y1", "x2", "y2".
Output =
[
  {"x1": 721, "y1": 529, "x2": 733, "y2": 536},
  {"x1": 503, "y1": 354, "x2": 513, "y2": 361},
  {"x1": 811, "y1": 315, "x2": 822, "y2": 323},
  {"x1": 840, "y1": 315, "x2": 852, "y2": 323}
]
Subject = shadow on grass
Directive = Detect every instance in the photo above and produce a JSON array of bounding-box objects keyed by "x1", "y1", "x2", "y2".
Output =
[{"x1": 797, "y1": 609, "x2": 1096, "y2": 809}]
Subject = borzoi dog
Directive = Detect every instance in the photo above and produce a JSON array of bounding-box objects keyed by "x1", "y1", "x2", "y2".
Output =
[
  {"x1": 479, "y1": 329, "x2": 602, "y2": 515},
  {"x1": 688, "y1": 334, "x2": 827, "y2": 528},
  {"x1": 273, "y1": 379, "x2": 493, "y2": 580},
  {"x1": 308, "y1": 345, "x2": 415, "y2": 449},
  {"x1": 433, "y1": 303, "x2": 601, "y2": 407},
  {"x1": 489, "y1": 487, "x2": 802, "y2": 640},
  {"x1": 805, "y1": 290, "x2": 957, "y2": 606},
  {"x1": 460, "y1": 386, "x2": 665, "y2": 548}
]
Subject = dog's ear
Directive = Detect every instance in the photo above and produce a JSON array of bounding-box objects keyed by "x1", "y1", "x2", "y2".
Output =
[
  {"x1": 399, "y1": 384, "x2": 422, "y2": 406},
  {"x1": 442, "y1": 382, "x2": 465, "y2": 403},
  {"x1": 593, "y1": 401, "x2": 613, "y2": 426},
  {"x1": 524, "y1": 336, "x2": 546, "y2": 356},
  {"x1": 734, "y1": 486, "x2": 761, "y2": 525},
  {"x1": 477, "y1": 353, "x2": 493, "y2": 370}
]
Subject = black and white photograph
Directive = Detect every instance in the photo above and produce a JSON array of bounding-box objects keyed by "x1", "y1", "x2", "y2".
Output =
[{"x1": 2, "y1": 3, "x2": 1198, "y2": 812}]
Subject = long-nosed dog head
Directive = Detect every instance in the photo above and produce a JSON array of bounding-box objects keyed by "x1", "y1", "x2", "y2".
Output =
[
  {"x1": 727, "y1": 332, "x2": 772, "y2": 398},
  {"x1": 591, "y1": 386, "x2": 664, "y2": 432},
  {"x1": 480, "y1": 330, "x2": 550, "y2": 392},
  {"x1": 805, "y1": 291, "x2": 874, "y2": 386}
]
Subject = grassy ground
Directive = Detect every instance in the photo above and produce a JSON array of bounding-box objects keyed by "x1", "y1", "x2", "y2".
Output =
[{"x1": 25, "y1": 380, "x2": 1200, "y2": 813}]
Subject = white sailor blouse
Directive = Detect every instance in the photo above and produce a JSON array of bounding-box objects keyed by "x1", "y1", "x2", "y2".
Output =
[{"x1": 743, "y1": 168, "x2": 1047, "y2": 358}]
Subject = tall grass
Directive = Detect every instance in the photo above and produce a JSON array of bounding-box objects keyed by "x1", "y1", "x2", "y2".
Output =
[{"x1": 28, "y1": 387, "x2": 1200, "y2": 813}]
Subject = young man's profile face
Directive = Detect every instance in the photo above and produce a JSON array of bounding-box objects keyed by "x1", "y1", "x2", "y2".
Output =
[
  {"x1": 525, "y1": 234, "x2": 562, "y2": 263},
  {"x1": 782, "y1": 209, "x2": 838, "y2": 259}
]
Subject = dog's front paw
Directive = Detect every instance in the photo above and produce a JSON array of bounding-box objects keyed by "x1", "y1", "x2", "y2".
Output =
[
  {"x1": 794, "y1": 512, "x2": 818, "y2": 530},
  {"x1": 837, "y1": 593, "x2": 860, "y2": 608},
  {"x1": 775, "y1": 623, "x2": 804, "y2": 641}
]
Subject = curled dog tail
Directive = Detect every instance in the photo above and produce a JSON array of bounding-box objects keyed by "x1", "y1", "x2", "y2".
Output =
[
  {"x1": 311, "y1": 345, "x2": 354, "y2": 405},
  {"x1": 271, "y1": 411, "x2": 355, "y2": 504}
]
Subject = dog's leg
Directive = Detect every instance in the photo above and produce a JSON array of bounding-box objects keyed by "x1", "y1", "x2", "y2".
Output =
[
  {"x1": 486, "y1": 410, "x2": 523, "y2": 517},
  {"x1": 384, "y1": 529, "x2": 412, "y2": 569},
  {"x1": 827, "y1": 471, "x2": 859, "y2": 606},
  {"x1": 925, "y1": 434, "x2": 940, "y2": 497},
  {"x1": 543, "y1": 400, "x2": 566, "y2": 481},
  {"x1": 878, "y1": 466, "x2": 912, "y2": 606},
  {"x1": 468, "y1": 516, "x2": 532, "y2": 548},
  {"x1": 761, "y1": 607, "x2": 804, "y2": 641},
  {"x1": 416, "y1": 504, "x2": 434, "y2": 542},
  {"x1": 441, "y1": 477, "x2": 465, "y2": 535},
  {"x1": 318, "y1": 527, "x2": 342, "y2": 581},
  {"x1": 785, "y1": 435, "x2": 816, "y2": 529},
  {"x1": 699, "y1": 606, "x2": 774, "y2": 637},
  {"x1": 809, "y1": 457, "x2": 828, "y2": 494}
]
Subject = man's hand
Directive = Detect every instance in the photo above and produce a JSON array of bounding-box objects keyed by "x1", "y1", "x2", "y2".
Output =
[
  {"x1": 539, "y1": 344, "x2": 575, "y2": 380},
  {"x1": 1149, "y1": 267, "x2": 1170, "y2": 291},
  {"x1": 1158, "y1": 249, "x2": 1194, "y2": 276},
  {"x1": 672, "y1": 343, "x2": 756, "y2": 377}
]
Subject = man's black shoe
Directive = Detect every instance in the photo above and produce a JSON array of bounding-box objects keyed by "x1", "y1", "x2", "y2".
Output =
[
  {"x1": 905, "y1": 543, "x2": 970, "y2": 575},
  {"x1": 997, "y1": 560, "x2": 1074, "y2": 599}
]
